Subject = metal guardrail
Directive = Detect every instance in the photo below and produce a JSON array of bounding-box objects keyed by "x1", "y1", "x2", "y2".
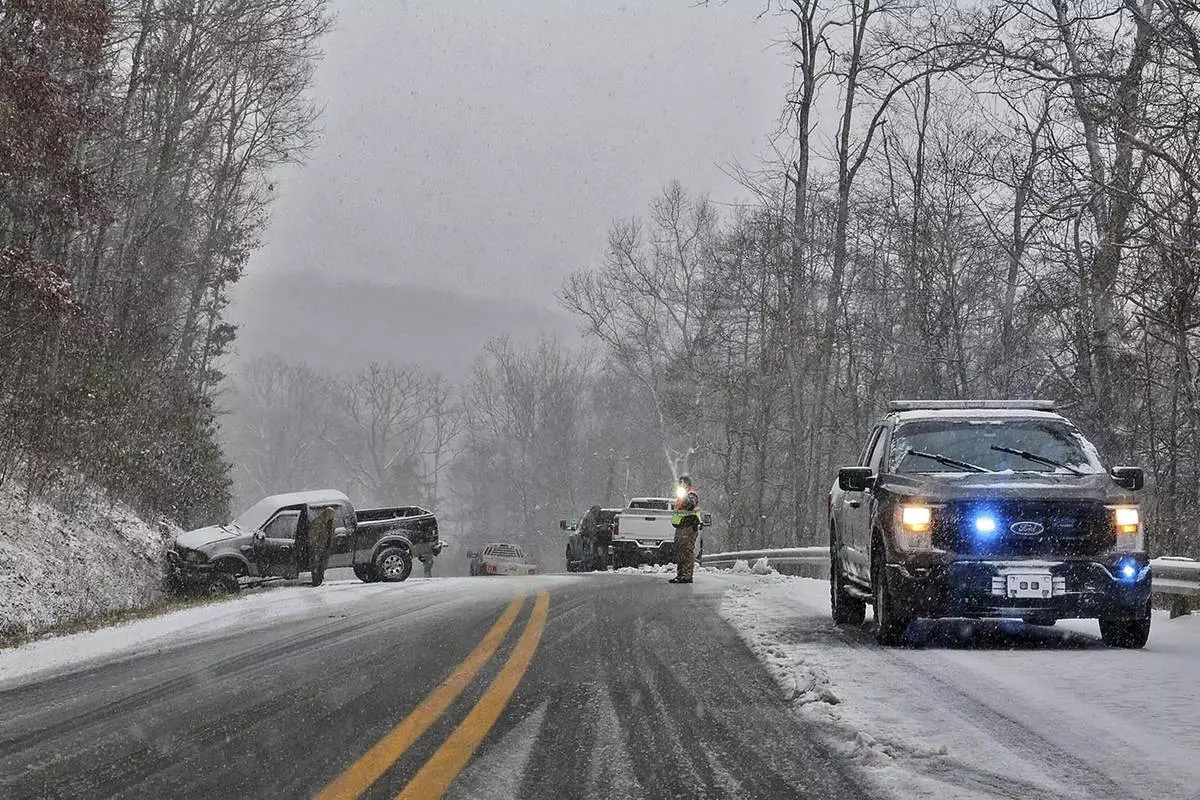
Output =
[
  {"x1": 1151, "y1": 557, "x2": 1200, "y2": 617},
  {"x1": 1151, "y1": 557, "x2": 1200, "y2": 596},
  {"x1": 702, "y1": 549, "x2": 1200, "y2": 614},
  {"x1": 700, "y1": 547, "x2": 828, "y2": 574}
]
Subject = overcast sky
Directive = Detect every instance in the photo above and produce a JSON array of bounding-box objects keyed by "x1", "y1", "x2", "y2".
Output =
[{"x1": 241, "y1": 0, "x2": 795, "y2": 309}]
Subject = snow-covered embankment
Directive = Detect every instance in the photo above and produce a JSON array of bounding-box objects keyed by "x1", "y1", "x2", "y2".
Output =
[{"x1": 0, "y1": 484, "x2": 173, "y2": 639}]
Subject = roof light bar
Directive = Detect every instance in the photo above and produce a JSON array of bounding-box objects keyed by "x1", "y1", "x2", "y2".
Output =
[{"x1": 888, "y1": 400, "x2": 1057, "y2": 412}]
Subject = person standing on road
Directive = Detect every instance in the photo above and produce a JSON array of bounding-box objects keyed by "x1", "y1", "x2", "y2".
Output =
[
  {"x1": 308, "y1": 505, "x2": 337, "y2": 587},
  {"x1": 670, "y1": 476, "x2": 701, "y2": 585},
  {"x1": 580, "y1": 504, "x2": 605, "y2": 570}
]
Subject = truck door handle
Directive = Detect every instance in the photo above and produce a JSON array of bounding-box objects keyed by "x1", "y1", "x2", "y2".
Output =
[{"x1": 848, "y1": 500, "x2": 862, "y2": 509}]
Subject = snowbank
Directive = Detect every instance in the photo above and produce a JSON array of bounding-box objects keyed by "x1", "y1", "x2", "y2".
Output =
[
  {"x1": 0, "y1": 483, "x2": 174, "y2": 638},
  {"x1": 615, "y1": 564, "x2": 675, "y2": 575},
  {"x1": 751, "y1": 556, "x2": 775, "y2": 575},
  {"x1": 718, "y1": 573, "x2": 1200, "y2": 800}
]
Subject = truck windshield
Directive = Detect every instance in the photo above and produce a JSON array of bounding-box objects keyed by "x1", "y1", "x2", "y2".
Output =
[{"x1": 890, "y1": 418, "x2": 1102, "y2": 474}]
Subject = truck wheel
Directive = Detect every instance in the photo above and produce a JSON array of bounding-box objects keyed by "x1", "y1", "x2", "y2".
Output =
[
  {"x1": 202, "y1": 572, "x2": 239, "y2": 597},
  {"x1": 375, "y1": 547, "x2": 413, "y2": 582},
  {"x1": 830, "y1": 534, "x2": 866, "y2": 626},
  {"x1": 354, "y1": 564, "x2": 380, "y2": 583},
  {"x1": 1099, "y1": 603, "x2": 1151, "y2": 649},
  {"x1": 873, "y1": 548, "x2": 911, "y2": 646}
]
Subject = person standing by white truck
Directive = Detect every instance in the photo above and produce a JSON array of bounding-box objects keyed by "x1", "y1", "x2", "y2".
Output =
[
  {"x1": 612, "y1": 489, "x2": 711, "y2": 570},
  {"x1": 669, "y1": 475, "x2": 702, "y2": 584}
]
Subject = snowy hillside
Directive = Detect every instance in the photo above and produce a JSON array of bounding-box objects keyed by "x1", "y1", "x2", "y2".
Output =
[{"x1": 0, "y1": 484, "x2": 175, "y2": 639}]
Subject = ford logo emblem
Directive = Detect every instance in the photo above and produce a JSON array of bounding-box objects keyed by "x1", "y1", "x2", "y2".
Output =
[{"x1": 1010, "y1": 521, "x2": 1044, "y2": 535}]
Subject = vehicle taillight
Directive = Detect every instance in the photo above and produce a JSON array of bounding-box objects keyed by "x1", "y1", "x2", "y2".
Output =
[{"x1": 613, "y1": 519, "x2": 620, "y2": 536}]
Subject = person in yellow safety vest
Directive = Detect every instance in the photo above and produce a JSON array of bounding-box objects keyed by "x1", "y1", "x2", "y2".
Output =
[{"x1": 669, "y1": 475, "x2": 701, "y2": 584}]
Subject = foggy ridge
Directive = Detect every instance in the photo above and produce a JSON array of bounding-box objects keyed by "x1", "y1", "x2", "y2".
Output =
[{"x1": 228, "y1": 271, "x2": 581, "y2": 376}]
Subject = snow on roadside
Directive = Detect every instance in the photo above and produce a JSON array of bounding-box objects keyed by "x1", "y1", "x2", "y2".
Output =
[
  {"x1": 615, "y1": 564, "x2": 675, "y2": 575},
  {"x1": 717, "y1": 572, "x2": 1200, "y2": 800},
  {"x1": 0, "y1": 482, "x2": 176, "y2": 638},
  {"x1": 612, "y1": 564, "x2": 720, "y2": 576}
]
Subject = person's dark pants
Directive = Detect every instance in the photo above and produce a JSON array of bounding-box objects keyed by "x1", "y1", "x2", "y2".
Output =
[
  {"x1": 674, "y1": 523, "x2": 698, "y2": 580},
  {"x1": 596, "y1": 533, "x2": 612, "y2": 571},
  {"x1": 422, "y1": 558, "x2": 433, "y2": 578},
  {"x1": 310, "y1": 549, "x2": 330, "y2": 586}
]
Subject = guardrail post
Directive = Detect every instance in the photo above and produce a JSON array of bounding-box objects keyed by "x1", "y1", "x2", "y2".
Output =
[{"x1": 1170, "y1": 596, "x2": 1192, "y2": 619}]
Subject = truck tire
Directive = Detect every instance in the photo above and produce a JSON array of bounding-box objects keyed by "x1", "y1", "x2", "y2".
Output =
[
  {"x1": 873, "y1": 546, "x2": 911, "y2": 646},
  {"x1": 202, "y1": 572, "x2": 240, "y2": 597},
  {"x1": 830, "y1": 532, "x2": 866, "y2": 626},
  {"x1": 1099, "y1": 603, "x2": 1151, "y2": 649},
  {"x1": 354, "y1": 564, "x2": 380, "y2": 583},
  {"x1": 375, "y1": 547, "x2": 413, "y2": 582}
]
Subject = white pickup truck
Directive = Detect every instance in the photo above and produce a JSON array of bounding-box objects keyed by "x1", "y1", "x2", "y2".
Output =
[
  {"x1": 468, "y1": 542, "x2": 539, "y2": 576},
  {"x1": 612, "y1": 497, "x2": 711, "y2": 569}
]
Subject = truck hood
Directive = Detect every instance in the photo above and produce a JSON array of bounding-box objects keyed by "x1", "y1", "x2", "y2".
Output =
[
  {"x1": 175, "y1": 525, "x2": 241, "y2": 550},
  {"x1": 875, "y1": 471, "x2": 1137, "y2": 504}
]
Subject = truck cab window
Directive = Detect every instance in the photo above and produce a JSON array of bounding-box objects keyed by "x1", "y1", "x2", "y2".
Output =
[
  {"x1": 263, "y1": 511, "x2": 301, "y2": 541},
  {"x1": 867, "y1": 428, "x2": 887, "y2": 473},
  {"x1": 860, "y1": 428, "x2": 882, "y2": 468}
]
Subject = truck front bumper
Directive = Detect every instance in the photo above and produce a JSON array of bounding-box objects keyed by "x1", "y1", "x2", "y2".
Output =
[
  {"x1": 884, "y1": 558, "x2": 1152, "y2": 621},
  {"x1": 165, "y1": 550, "x2": 221, "y2": 587}
]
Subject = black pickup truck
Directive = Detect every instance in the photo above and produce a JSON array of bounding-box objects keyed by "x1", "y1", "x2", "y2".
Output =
[
  {"x1": 168, "y1": 490, "x2": 443, "y2": 593},
  {"x1": 829, "y1": 401, "x2": 1151, "y2": 648}
]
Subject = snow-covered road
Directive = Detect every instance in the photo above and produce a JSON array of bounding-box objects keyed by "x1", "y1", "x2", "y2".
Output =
[{"x1": 719, "y1": 572, "x2": 1200, "y2": 800}]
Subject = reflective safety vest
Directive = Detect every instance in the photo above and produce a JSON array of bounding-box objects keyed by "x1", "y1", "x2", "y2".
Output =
[{"x1": 672, "y1": 489, "x2": 701, "y2": 527}]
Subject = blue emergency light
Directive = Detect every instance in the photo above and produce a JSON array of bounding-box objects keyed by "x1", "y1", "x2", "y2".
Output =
[
  {"x1": 1117, "y1": 558, "x2": 1139, "y2": 582},
  {"x1": 974, "y1": 515, "x2": 997, "y2": 535}
]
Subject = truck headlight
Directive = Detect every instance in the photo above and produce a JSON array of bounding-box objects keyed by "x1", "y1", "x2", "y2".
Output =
[
  {"x1": 894, "y1": 504, "x2": 937, "y2": 552},
  {"x1": 1107, "y1": 505, "x2": 1144, "y2": 550},
  {"x1": 900, "y1": 505, "x2": 932, "y2": 531}
]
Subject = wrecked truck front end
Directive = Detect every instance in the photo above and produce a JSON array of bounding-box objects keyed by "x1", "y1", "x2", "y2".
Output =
[{"x1": 166, "y1": 525, "x2": 253, "y2": 594}]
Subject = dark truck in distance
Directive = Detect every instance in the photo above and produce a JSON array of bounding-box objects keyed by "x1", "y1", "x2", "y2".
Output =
[
  {"x1": 168, "y1": 490, "x2": 443, "y2": 593},
  {"x1": 561, "y1": 508, "x2": 621, "y2": 571},
  {"x1": 829, "y1": 401, "x2": 1151, "y2": 648}
]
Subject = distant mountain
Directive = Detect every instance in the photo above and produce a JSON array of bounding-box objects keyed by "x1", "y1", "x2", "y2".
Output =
[{"x1": 225, "y1": 271, "x2": 583, "y2": 377}]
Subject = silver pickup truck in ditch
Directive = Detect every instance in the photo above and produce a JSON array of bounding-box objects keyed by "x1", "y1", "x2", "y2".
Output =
[{"x1": 167, "y1": 489, "x2": 444, "y2": 594}]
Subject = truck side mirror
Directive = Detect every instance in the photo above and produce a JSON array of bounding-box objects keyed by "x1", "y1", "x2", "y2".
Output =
[
  {"x1": 838, "y1": 466, "x2": 875, "y2": 492},
  {"x1": 701, "y1": 512, "x2": 713, "y2": 527},
  {"x1": 1111, "y1": 466, "x2": 1144, "y2": 491},
  {"x1": 559, "y1": 519, "x2": 568, "y2": 531}
]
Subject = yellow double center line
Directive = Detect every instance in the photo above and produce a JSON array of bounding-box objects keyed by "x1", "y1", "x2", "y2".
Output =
[{"x1": 316, "y1": 590, "x2": 550, "y2": 800}]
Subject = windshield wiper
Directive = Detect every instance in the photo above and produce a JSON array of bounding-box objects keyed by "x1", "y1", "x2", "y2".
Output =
[
  {"x1": 904, "y1": 449, "x2": 992, "y2": 473},
  {"x1": 990, "y1": 445, "x2": 1083, "y2": 476}
]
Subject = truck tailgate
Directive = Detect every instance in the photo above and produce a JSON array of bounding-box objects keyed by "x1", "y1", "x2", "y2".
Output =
[{"x1": 617, "y1": 510, "x2": 674, "y2": 542}]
